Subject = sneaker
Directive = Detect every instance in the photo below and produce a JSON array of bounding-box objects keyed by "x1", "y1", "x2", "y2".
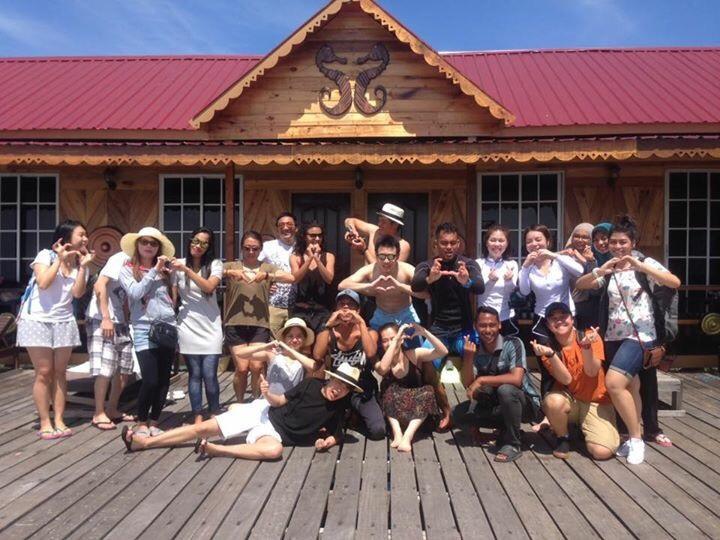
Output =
[
  {"x1": 616, "y1": 440, "x2": 630, "y2": 458},
  {"x1": 626, "y1": 438, "x2": 645, "y2": 465}
]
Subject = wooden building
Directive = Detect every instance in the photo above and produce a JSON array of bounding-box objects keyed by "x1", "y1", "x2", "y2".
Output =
[{"x1": 0, "y1": 0, "x2": 718, "y2": 362}]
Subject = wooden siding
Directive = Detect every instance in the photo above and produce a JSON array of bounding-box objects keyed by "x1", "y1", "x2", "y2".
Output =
[
  {"x1": 564, "y1": 163, "x2": 665, "y2": 259},
  {"x1": 208, "y1": 4, "x2": 500, "y2": 140}
]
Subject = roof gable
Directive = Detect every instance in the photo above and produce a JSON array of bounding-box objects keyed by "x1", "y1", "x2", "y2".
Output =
[{"x1": 190, "y1": 0, "x2": 515, "y2": 130}]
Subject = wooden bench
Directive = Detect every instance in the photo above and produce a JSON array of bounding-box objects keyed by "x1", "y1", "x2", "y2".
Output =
[{"x1": 657, "y1": 371, "x2": 685, "y2": 417}]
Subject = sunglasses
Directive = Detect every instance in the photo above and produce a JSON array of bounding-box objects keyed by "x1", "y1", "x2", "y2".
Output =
[
  {"x1": 307, "y1": 233, "x2": 323, "y2": 239},
  {"x1": 377, "y1": 254, "x2": 397, "y2": 262},
  {"x1": 138, "y1": 238, "x2": 160, "y2": 247},
  {"x1": 242, "y1": 245, "x2": 261, "y2": 252},
  {"x1": 191, "y1": 238, "x2": 209, "y2": 249}
]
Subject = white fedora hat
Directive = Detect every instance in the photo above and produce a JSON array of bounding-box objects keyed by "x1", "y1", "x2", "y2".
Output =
[
  {"x1": 120, "y1": 227, "x2": 175, "y2": 259},
  {"x1": 377, "y1": 203, "x2": 404, "y2": 227}
]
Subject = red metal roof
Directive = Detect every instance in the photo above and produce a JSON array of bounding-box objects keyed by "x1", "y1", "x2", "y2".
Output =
[
  {"x1": 444, "y1": 48, "x2": 720, "y2": 127},
  {"x1": 0, "y1": 48, "x2": 719, "y2": 132}
]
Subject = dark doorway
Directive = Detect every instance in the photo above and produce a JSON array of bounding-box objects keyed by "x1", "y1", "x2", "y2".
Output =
[
  {"x1": 367, "y1": 193, "x2": 429, "y2": 265},
  {"x1": 292, "y1": 193, "x2": 352, "y2": 280}
]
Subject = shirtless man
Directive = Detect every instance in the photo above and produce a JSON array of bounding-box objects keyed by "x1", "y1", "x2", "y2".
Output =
[
  {"x1": 338, "y1": 235, "x2": 425, "y2": 330},
  {"x1": 344, "y1": 203, "x2": 411, "y2": 263}
]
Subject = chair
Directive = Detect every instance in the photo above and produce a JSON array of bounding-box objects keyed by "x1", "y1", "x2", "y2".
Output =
[{"x1": 0, "y1": 313, "x2": 19, "y2": 369}]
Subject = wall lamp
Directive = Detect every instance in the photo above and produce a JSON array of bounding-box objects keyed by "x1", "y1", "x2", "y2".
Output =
[
  {"x1": 355, "y1": 167, "x2": 364, "y2": 190},
  {"x1": 104, "y1": 167, "x2": 118, "y2": 191}
]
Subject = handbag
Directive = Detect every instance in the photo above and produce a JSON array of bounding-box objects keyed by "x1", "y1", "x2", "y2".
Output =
[
  {"x1": 611, "y1": 273, "x2": 669, "y2": 370},
  {"x1": 149, "y1": 320, "x2": 178, "y2": 349}
]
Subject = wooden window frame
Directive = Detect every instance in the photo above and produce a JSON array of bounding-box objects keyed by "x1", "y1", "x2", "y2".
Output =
[
  {"x1": 159, "y1": 174, "x2": 243, "y2": 261},
  {"x1": 475, "y1": 170, "x2": 565, "y2": 265},
  {"x1": 0, "y1": 173, "x2": 59, "y2": 284}
]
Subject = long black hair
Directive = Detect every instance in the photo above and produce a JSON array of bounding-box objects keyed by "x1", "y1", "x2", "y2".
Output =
[
  {"x1": 51, "y1": 219, "x2": 86, "y2": 247},
  {"x1": 293, "y1": 221, "x2": 325, "y2": 258},
  {"x1": 184, "y1": 226, "x2": 216, "y2": 281}
]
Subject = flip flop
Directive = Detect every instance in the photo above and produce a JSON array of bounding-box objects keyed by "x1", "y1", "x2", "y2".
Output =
[
  {"x1": 194, "y1": 438, "x2": 208, "y2": 458},
  {"x1": 121, "y1": 426, "x2": 135, "y2": 453},
  {"x1": 494, "y1": 445, "x2": 522, "y2": 463},
  {"x1": 55, "y1": 427, "x2": 73, "y2": 438},
  {"x1": 37, "y1": 429, "x2": 58, "y2": 440},
  {"x1": 111, "y1": 413, "x2": 136, "y2": 423},
  {"x1": 92, "y1": 420, "x2": 117, "y2": 431},
  {"x1": 650, "y1": 433, "x2": 673, "y2": 447}
]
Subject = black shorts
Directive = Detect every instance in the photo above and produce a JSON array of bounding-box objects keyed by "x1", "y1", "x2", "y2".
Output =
[{"x1": 225, "y1": 325, "x2": 271, "y2": 347}]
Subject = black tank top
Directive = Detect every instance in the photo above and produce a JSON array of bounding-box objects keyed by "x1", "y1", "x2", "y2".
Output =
[{"x1": 294, "y1": 253, "x2": 333, "y2": 309}]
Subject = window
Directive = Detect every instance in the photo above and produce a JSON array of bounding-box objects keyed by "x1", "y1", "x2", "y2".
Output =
[
  {"x1": 666, "y1": 170, "x2": 720, "y2": 315},
  {"x1": 0, "y1": 174, "x2": 58, "y2": 284},
  {"x1": 477, "y1": 172, "x2": 563, "y2": 262},
  {"x1": 160, "y1": 175, "x2": 243, "y2": 260}
]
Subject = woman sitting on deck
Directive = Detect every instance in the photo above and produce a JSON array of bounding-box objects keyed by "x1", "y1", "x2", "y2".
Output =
[{"x1": 375, "y1": 322, "x2": 446, "y2": 452}]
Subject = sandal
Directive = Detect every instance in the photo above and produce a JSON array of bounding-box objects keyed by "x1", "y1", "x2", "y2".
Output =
[
  {"x1": 652, "y1": 433, "x2": 673, "y2": 447},
  {"x1": 194, "y1": 438, "x2": 208, "y2": 458},
  {"x1": 111, "y1": 413, "x2": 136, "y2": 423},
  {"x1": 121, "y1": 426, "x2": 135, "y2": 453},
  {"x1": 92, "y1": 420, "x2": 117, "y2": 431},
  {"x1": 494, "y1": 444, "x2": 522, "y2": 463},
  {"x1": 55, "y1": 427, "x2": 73, "y2": 438},
  {"x1": 37, "y1": 429, "x2": 59, "y2": 440}
]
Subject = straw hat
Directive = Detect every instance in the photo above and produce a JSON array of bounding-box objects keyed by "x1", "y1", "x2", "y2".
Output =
[
  {"x1": 276, "y1": 317, "x2": 315, "y2": 348},
  {"x1": 120, "y1": 227, "x2": 175, "y2": 258},
  {"x1": 325, "y1": 362, "x2": 363, "y2": 393}
]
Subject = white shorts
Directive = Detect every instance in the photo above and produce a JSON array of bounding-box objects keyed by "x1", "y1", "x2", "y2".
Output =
[
  {"x1": 17, "y1": 319, "x2": 81, "y2": 349},
  {"x1": 214, "y1": 398, "x2": 282, "y2": 444}
]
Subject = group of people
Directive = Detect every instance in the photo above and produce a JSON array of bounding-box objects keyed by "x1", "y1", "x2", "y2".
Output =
[{"x1": 15, "y1": 201, "x2": 680, "y2": 466}]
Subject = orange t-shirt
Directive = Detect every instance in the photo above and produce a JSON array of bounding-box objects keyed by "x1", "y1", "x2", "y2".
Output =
[{"x1": 541, "y1": 330, "x2": 609, "y2": 404}]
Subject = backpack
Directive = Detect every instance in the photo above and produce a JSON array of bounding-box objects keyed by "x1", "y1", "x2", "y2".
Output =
[{"x1": 598, "y1": 256, "x2": 678, "y2": 345}]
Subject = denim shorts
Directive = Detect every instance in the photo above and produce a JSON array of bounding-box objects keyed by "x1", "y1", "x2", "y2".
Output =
[
  {"x1": 424, "y1": 326, "x2": 470, "y2": 370},
  {"x1": 605, "y1": 339, "x2": 657, "y2": 379}
]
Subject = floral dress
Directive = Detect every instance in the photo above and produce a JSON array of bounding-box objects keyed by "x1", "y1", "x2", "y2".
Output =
[{"x1": 380, "y1": 356, "x2": 439, "y2": 424}]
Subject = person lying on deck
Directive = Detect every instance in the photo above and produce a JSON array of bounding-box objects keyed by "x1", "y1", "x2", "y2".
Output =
[
  {"x1": 120, "y1": 363, "x2": 361, "y2": 460},
  {"x1": 454, "y1": 306, "x2": 541, "y2": 463}
]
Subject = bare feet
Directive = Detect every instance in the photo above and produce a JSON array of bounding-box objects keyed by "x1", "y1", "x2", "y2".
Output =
[
  {"x1": 532, "y1": 417, "x2": 551, "y2": 433},
  {"x1": 390, "y1": 437, "x2": 402, "y2": 448},
  {"x1": 397, "y1": 440, "x2": 412, "y2": 452},
  {"x1": 437, "y1": 414, "x2": 453, "y2": 432},
  {"x1": 204, "y1": 441, "x2": 221, "y2": 457}
]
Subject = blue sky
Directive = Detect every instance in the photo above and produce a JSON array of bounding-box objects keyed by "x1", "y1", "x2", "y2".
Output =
[{"x1": 0, "y1": 0, "x2": 718, "y2": 57}]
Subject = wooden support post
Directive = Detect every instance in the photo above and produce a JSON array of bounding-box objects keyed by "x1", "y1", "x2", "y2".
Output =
[
  {"x1": 466, "y1": 164, "x2": 478, "y2": 258},
  {"x1": 224, "y1": 162, "x2": 236, "y2": 261}
]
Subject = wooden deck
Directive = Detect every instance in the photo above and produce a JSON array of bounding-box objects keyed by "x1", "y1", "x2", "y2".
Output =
[{"x1": 0, "y1": 368, "x2": 719, "y2": 539}]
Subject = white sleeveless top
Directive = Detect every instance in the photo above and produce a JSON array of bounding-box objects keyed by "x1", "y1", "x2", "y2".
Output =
[{"x1": 266, "y1": 353, "x2": 304, "y2": 395}]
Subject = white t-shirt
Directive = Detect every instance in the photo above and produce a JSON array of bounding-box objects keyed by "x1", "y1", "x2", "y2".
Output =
[
  {"x1": 518, "y1": 255, "x2": 584, "y2": 317},
  {"x1": 259, "y1": 239, "x2": 294, "y2": 308},
  {"x1": 475, "y1": 257, "x2": 518, "y2": 321},
  {"x1": 176, "y1": 258, "x2": 223, "y2": 354},
  {"x1": 86, "y1": 252, "x2": 130, "y2": 324},
  {"x1": 266, "y1": 353, "x2": 304, "y2": 395},
  {"x1": 20, "y1": 249, "x2": 86, "y2": 323},
  {"x1": 606, "y1": 258, "x2": 666, "y2": 343}
]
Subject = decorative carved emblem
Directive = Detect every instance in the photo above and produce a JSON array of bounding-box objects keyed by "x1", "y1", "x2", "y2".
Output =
[{"x1": 315, "y1": 43, "x2": 390, "y2": 117}]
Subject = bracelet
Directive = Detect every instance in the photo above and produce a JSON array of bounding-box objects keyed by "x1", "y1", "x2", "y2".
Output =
[{"x1": 462, "y1": 278, "x2": 473, "y2": 289}]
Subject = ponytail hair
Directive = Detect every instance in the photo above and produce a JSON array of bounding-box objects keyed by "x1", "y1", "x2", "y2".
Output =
[{"x1": 610, "y1": 214, "x2": 639, "y2": 243}]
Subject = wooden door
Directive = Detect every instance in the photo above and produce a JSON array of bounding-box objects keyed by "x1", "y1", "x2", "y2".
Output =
[{"x1": 292, "y1": 193, "x2": 352, "y2": 280}]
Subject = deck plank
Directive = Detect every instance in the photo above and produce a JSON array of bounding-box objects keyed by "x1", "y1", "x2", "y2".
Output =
[
  {"x1": 321, "y1": 429, "x2": 365, "y2": 540},
  {"x1": 355, "y1": 436, "x2": 389, "y2": 540},
  {"x1": 388, "y1": 448, "x2": 423, "y2": 540},
  {"x1": 247, "y1": 445, "x2": 315, "y2": 539},
  {"x1": 284, "y1": 445, "x2": 339, "y2": 539},
  {"x1": 413, "y1": 433, "x2": 461, "y2": 540},
  {"x1": 431, "y1": 425, "x2": 493, "y2": 539}
]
